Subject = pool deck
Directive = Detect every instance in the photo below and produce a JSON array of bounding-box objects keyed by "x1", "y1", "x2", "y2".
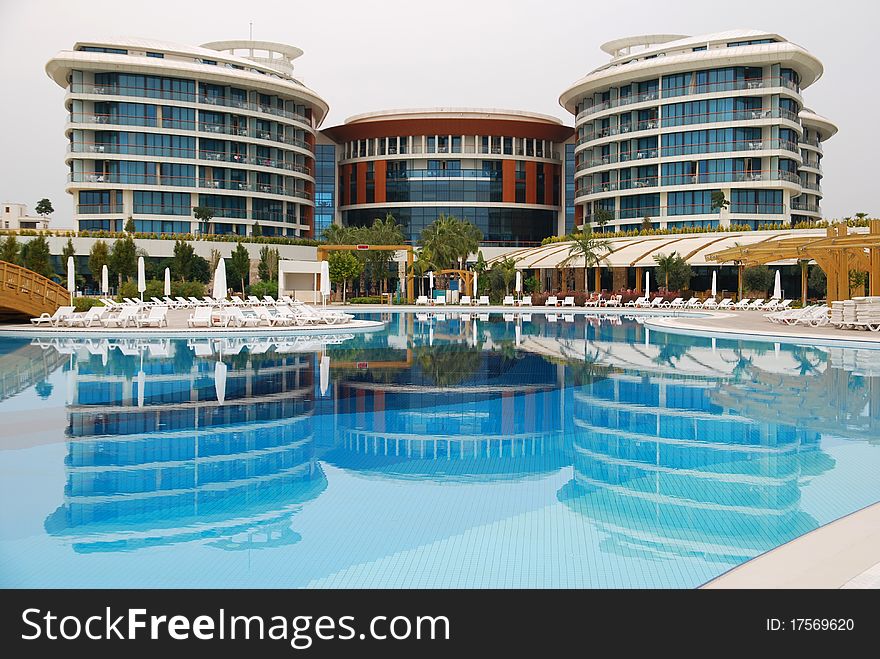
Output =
[
  {"x1": 643, "y1": 311, "x2": 880, "y2": 346},
  {"x1": 703, "y1": 502, "x2": 880, "y2": 589}
]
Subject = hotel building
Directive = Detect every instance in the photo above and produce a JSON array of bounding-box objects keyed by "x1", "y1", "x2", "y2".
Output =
[
  {"x1": 560, "y1": 30, "x2": 836, "y2": 232},
  {"x1": 322, "y1": 109, "x2": 575, "y2": 244},
  {"x1": 46, "y1": 39, "x2": 329, "y2": 237},
  {"x1": 46, "y1": 30, "x2": 835, "y2": 244}
]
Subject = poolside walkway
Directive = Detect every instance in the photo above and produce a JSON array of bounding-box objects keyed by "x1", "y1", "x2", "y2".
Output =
[
  {"x1": 703, "y1": 502, "x2": 880, "y2": 589},
  {"x1": 644, "y1": 311, "x2": 880, "y2": 346}
]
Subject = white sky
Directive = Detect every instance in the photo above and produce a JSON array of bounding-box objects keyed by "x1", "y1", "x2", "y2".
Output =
[{"x1": 0, "y1": 0, "x2": 873, "y2": 227}]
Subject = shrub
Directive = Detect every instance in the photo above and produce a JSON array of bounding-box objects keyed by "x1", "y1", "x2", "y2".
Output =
[
  {"x1": 248, "y1": 280, "x2": 278, "y2": 299},
  {"x1": 743, "y1": 266, "x2": 774, "y2": 296},
  {"x1": 73, "y1": 297, "x2": 103, "y2": 312},
  {"x1": 348, "y1": 296, "x2": 383, "y2": 304}
]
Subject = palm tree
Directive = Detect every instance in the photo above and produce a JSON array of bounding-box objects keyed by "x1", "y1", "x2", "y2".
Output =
[
  {"x1": 419, "y1": 214, "x2": 482, "y2": 271},
  {"x1": 409, "y1": 251, "x2": 435, "y2": 297},
  {"x1": 653, "y1": 251, "x2": 679, "y2": 290},
  {"x1": 562, "y1": 229, "x2": 610, "y2": 293}
]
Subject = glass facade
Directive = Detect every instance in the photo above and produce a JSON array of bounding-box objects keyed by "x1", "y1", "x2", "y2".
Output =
[
  {"x1": 343, "y1": 207, "x2": 555, "y2": 245},
  {"x1": 565, "y1": 143, "x2": 575, "y2": 234}
]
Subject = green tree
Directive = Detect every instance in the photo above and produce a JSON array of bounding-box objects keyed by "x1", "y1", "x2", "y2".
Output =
[
  {"x1": 328, "y1": 251, "x2": 363, "y2": 303},
  {"x1": 227, "y1": 242, "x2": 251, "y2": 294},
  {"x1": 419, "y1": 214, "x2": 482, "y2": 270},
  {"x1": 258, "y1": 245, "x2": 280, "y2": 282},
  {"x1": 170, "y1": 239, "x2": 196, "y2": 281},
  {"x1": 252, "y1": 222, "x2": 262, "y2": 237},
  {"x1": 109, "y1": 236, "x2": 137, "y2": 288},
  {"x1": 190, "y1": 254, "x2": 211, "y2": 283},
  {"x1": 88, "y1": 240, "x2": 110, "y2": 287},
  {"x1": 321, "y1": 223, "x2": 356, "y2": 245},
  {"x1": 363, "y1": 213, "x2": 405, "y2": 294},
  {"x1": 23, "y1": 235, "x2": 53, "y2": 278},
  {"x1": 35, "y1": 198, "x2": 54, "y2": 217},
  {"x1": 808, "y1": 266, "x2": 827, "y2": 298},
  {"x1": 193, "y1": 206, "x2": 214, "y2": 234},
  {"x1": 408, "y1": 250, "x2": 435, "y2": 297},
  {"x1": 743, "y1": 265, "x2": 775, "y2": 296},
  {"x1": 711, "y1": 190, "x2": 729, "y2": 211},
  {"x1": 124, "y1": 217, "x2": 136, "y2": 233},
  {"x1": 641, "y1": 215, "x2": 653, "y2": 232},
  {"x1": 0, "y1": 235, "x2": 21, "y2": 264},
  {"x1": 653, "y1": 251, "x2": 692, "y2": 291},
  {"x1": 488, "y1": 256, "x2": 517, "y2": 297},
  {"x1": 61, "y1": 238, "x2": 75, "y2": 262},
  {"x1": 594, "y1": 207, "x2": 613, "y2": 233},
  {"x1": 562, "y1": 229, "x2": 610, "y2": 292}
]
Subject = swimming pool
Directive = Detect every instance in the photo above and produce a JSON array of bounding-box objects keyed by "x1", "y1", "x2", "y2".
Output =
[{"x1": 1, "y1": 311, "x2": 879, "y2": 588}]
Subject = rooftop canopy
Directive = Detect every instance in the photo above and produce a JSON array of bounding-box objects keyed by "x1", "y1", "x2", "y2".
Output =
[{"x1": 488, "y1": 228, "x2": 839, "y2": 270}]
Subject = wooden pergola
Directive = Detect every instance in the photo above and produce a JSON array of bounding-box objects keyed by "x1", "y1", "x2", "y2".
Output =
[{"x1": 706, "y1": 220, "x2": 880, "y2": 303}]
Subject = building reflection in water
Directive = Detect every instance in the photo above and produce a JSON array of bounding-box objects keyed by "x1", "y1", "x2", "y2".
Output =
[
  {"x1": 29, "y1": 314, "x2": 880, "y2": 570},
  {"x1": 39, "y1": 336, "x2": 353, "y2": 553},
  {"x1": 325, "y1": 312, "x2": 569, "y2": 479}
]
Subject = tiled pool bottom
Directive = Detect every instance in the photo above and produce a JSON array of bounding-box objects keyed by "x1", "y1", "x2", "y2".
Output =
[{"x1": 2, "y1": 312, "x2": 880, "y2": 588}]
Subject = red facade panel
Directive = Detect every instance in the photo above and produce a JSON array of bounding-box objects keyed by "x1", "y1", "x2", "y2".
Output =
[
  {"x1": 502, "y1": 160, "x2": 516, "y2": 203},
  {"x1": 374, "y1": 160, "x2": 387, "y2": 204}
]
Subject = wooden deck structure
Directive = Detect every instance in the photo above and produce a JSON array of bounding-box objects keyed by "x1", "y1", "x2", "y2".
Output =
[
  {"x1": 707, "y1": 221, "x2": 880, "y2": 303},
  {"x1": 0, "y1": 260, "x2": 70, "y2": 321}
]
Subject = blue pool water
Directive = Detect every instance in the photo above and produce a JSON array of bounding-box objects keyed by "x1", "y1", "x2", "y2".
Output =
[{"x1": 1, "y1": 311, "x2": 879, "y2": 588}]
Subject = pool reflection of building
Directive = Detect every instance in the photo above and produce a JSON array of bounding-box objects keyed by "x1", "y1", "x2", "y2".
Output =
[
  {"x1": 327, "y1": 313, "x2": 568, "y2": 478},
  {"x1": 44, "y1": 339, "x2": 329, "y2": 553},
  {"x1": 547, "y1": 321, "x2": 849, "y2": 565}
]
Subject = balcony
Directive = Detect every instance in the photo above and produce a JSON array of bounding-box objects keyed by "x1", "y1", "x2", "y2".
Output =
[
  {"x1": 574, "y1": 169, "x2": 801, "y2": 197},
  {"x1": 68, "y1": 171, "x2": 312, "y2": 199},
  {"x1": 69, "y1": 83, "x2": 312, "y2": 128},
  {"x1": 575, "y1": 76, "x2": 800, "y2": 122},
  {"x1": 69, "y1": 113, "x2": 312, "y2": 151}
]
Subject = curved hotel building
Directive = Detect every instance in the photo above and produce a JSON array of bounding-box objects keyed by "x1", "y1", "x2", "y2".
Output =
[
  {"x1": 322, "y1": 109, "x2": 574, "y2": 244},
  {"x1": 46, "y1": 39, "x2": 329, "y2": 237},
  {"x1": 560, "y1": 30, "x2": 836, "y2": 232}
]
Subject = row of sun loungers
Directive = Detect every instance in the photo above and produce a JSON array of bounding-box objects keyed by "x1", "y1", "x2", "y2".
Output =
[
  {"x1": 186, "y1": 302, "x2": 352, "y2": 328},
  {"x1": 828, "y1": 297, "x2": 880, "y2": 331},
  {"x1": 31, "y1": 304, "x2": 167, "y2": 328},
  {"x1": 31, "y1": 296, "x2": 352, "y2": 329}
]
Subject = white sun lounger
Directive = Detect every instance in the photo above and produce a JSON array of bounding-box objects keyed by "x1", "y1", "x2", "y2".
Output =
[
  {"x1": 31, "y1": 306, "x2": 75, "y2": 326},
  {"x1": 135, "y1": 306, "x2": 169, "y2": 328},
  {"x1": 187, "y1": 306, "x2": 213, "y2": 327},
  {"x1": 101, "y1": 306, "x2": 139, "y2": 328}
]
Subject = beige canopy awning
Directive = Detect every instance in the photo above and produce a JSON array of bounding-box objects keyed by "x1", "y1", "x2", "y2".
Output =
[{"x1": 491, "y1": 229, "x2": 835, "y2": 269}]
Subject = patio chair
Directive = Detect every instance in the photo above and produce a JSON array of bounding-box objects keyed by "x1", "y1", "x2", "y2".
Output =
[
  {"x1": 31, "y1": 306, "x2": 75, "y2": 327},
  {"x1": 135, "y1": 306, "x2": 169, "y2": 328},
  {"x1": 150, "y1": 297, "x2": 165, "y2": 306},
  {"x1": 230, "y1": 295, "x2": 248, "y2": 306},
  {"x1": 435, "y1": 295, "x2": 447, "y2": 306},
  {"x1": 521, "y1": 295, "x2": 533, "y2": 307},
  {"x1": 624, "y1": 296, "x2": 646, "y2": 308},
  {"x1": 65, "y1": 306, "x2": 108, "y2": 328},
  {"x1": 683, "y1": 297, "x2": 701, "y2": 308},
  {"x1": 604, "y1": 295, "x2": 623, "y2": 307},
  {"x1": 562, "y1": 296, "x2": 576, "y2": 307},
  {"x1": 262, "y1": 296, "x2": 277, "y2": 305},
  {"x1": 460, "y1": 295, "x2": 472, "y2": 306},
  {"x1": 746, "y1": 299, "x2": 767, "y2": 311},
  {"x1": 416, "y1": 295, "x2": 429, "y2": 306},
  {"x1": 717, "y1": 298, "x2": 734, "y2": 309},
  {"x1": 477, "y1": 296, "x2": 490, "y2": 306},
  {"x1": 583, "y1": 294, "x2": 602, "y2": 307},
  {"x1": 545, "y1": 296, "x2": 559, "y2": 307},
  {"x1": 187, "y1": 306, "x2": 213, "y2": 328},
  {"x1": 502, "y1": 295, "x2": 515, "y2": 306},
  {"x1": 661, "y1": 297, "x2": 683, "y2": 308},
  {"x1": 188, "y1": 297, "x2": 205, "y2": 307},
  {"x1": 701, "y1": 298, "x2": 719, "y2": 309},
  {"x1": 648, "y1": 297, "x2": 664, "y2": 308},
  {"x1": 733, "y1": 298, "x2": 752, "y2": 310},
  {"x1": 101, "y1": 306, "x2": 139, "y2": 328}
]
